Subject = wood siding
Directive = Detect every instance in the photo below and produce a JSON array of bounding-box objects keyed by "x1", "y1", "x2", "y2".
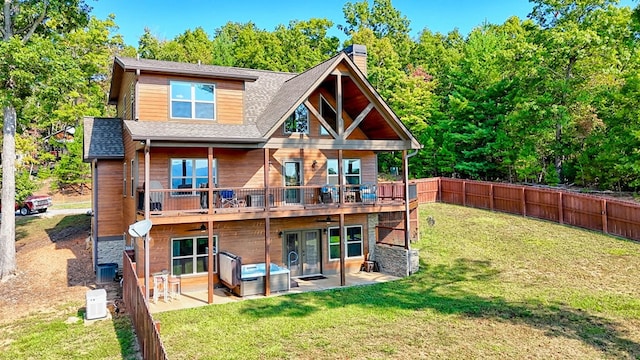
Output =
[
  {"x1": 138, "y1": 214, "x2": 370, "y2": 288},
  {"x1": 122, "y1": 131, "x2": 138, "y2": 243},
  {"x1": 117, "y1": 72, "x2": 135, "y2": 120},
  {"x1": 96, "y1": 160, "x2": 124, "y2": 237},
  {"x1": 137, "y1": 74, "x2": 168, "y2": 120},
  {"x1": 135, "y1": 74, "x2": 244, "y2": 123}
]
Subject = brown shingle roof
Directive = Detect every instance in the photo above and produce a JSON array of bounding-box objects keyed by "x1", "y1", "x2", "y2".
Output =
[
  {"x1": 256, "y1": 53, "x2": 344, "y2": 135},
  {"x1": 83, "y1": 117, "x2": 124, "y2": 160},
  {"x1": 124, "y1": 120, "x2": 263, "y2": 143}
]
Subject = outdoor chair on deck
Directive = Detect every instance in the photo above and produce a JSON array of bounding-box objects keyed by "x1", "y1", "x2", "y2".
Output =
[
  {"x1": 220, "y1": 189, "x2": 244, "y2": 208},
  {"x1": 149, "y1": 181, "x2": 164, "y2": 211},
  {"x1": 360, "y1": 184, "x2": 377, "y2": 204},
  {"x1": 319, "y1": 185, "x2": 333, "y2": 204}
]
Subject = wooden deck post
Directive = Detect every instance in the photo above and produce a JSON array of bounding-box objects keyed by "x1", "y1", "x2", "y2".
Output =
[
  {"x1": 207, "y1": 221, "x2": 214, "y2": 304},
  {"x1": 403, "y1": 150, "x2": 410, "y2": 250},
  {"x1": 264, "y1": 149, "x2": 271, "y2": 296},
  {"x1": 339, "y1": 212, "x2": 345, "y2": 286},
  {"x1": 143, "y1": 139, "x2": 150, "y2": 302},
  {"x1": 207, "y1": 147, "x2": 214, "y2": 304}
]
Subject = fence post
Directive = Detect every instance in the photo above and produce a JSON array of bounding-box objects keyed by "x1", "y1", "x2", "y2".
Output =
[
  {"x1": 437, "y1": 177, "x2": 441, "y2": 202},
  {"x1": 602, "y1": 199, "x2": 608, "y2": 234},
  {"x1": 521, "y1": 187, "x2": 526, "y2": 217},
  {"x1": 489, "y1": 184, "x2": 494, "y2": 211},
  {"x1": 462, "y1": 181, "x2": 466, "y2": 206},
  {"x1": 558, "y1": 192, "x2": 563, "y2": 225}
]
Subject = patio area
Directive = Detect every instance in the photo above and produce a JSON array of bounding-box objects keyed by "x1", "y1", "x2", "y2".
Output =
[{"x1": 148, "y1": 271, "x2": 399, "y2": 313}]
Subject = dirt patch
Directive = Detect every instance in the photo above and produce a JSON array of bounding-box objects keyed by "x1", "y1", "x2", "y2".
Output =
[{"x1": 0, "y1": 215, "x2": 118, "y2": 324}]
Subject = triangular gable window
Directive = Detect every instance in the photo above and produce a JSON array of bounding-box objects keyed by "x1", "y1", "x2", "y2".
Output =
[
  {"x1": 284, "y1": 104, "x2": 309, "y2": 134},
  {"x1": 319, "y1": 94, "x2": 337, "y2": 136}
]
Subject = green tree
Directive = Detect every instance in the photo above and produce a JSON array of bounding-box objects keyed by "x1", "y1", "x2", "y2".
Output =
[{"x1": 0, "y1": 0, "x2": 90, "y2": 280}]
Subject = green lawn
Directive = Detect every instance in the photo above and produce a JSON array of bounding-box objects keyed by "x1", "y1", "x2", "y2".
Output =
[
  {"x1": 157, "y1": 203, "x2": 640, "y2": 359},
  {"x1": 0, "y1": 303, "x2": 137, "y2": 360}
]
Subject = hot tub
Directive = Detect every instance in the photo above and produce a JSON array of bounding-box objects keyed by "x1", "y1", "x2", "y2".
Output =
[{"x1": 235, "y1": 263, "x2": 290, "y2": 297}]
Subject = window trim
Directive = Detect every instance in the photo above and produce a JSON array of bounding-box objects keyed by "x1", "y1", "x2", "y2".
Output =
[
  {"x1": 170, "y1": 81, "x2": 216, "y2": 120},
  {"x1": 169, "y1": 158, "x2": 217, "y2": 197},
  {"x1": 171, "y1": 235, "x2": 218, "y2": 276},
  {"x1": 328, "y1": 225, "x2": 364, "y2": 261}
]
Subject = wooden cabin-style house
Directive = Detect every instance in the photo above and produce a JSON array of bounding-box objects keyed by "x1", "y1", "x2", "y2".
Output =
[{"x1": 84, "y1": 45, "x2": 421, "y2": 303}]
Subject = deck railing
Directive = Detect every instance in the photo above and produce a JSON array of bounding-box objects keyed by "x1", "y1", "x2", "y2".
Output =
[{"x1": 137, "y1": 182, "x2": 405, "y2": 214}]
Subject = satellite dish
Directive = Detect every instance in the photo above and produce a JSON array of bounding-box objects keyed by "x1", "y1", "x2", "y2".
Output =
[{"x1": 128, "y1": 219, "x2": 152, "y2": 238}]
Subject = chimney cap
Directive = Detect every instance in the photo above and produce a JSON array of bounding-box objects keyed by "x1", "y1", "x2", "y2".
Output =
[{"x1": 345, "y1": 44, "x2": 367, "y2": 56}]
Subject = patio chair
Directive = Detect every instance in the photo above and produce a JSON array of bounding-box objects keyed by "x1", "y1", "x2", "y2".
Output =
[
  {"x1": 319, "y1": 185, "x2": 333, "y2": 203},
  {"x1": 149, "y1": 181, "x2": 164, "y2": 211},
  {"x1": 199, "y1": 183, "x2": 208, "y2": 209},
  {"x1": 360, "y1": 184, "x2": 377, "y2": 204},
  {"x1": 220, "y1": 189, "x2": 244, "y2": 208}
]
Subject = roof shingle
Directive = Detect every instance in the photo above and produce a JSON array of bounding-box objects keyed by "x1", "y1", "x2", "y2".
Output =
[{"x1": 83, "y1": 117, "x2": 125, "y2": 160}]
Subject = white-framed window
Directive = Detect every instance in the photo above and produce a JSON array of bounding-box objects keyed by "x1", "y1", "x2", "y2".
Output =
[
  {"x1": 170, "y1": 158, "x2": 217, "y2": 196},
  {"x1": 171, "y1": 236, "x2": 218, "y2": 275},
  {"x1": 319, "y1": 94, "x2": 336, "y2": 135},
  {"x1": 170, "y1": 81, "x2": 216, "y2": 120},
  {"x1": 327, "y1": 159, "x2": 361, "y2": 185},
  {"x1": 328, "y1": 225, "x2": 363, "y2": 260},
  {"x1": 284, "y1": 104, "x2": 309, "y2": 134}
]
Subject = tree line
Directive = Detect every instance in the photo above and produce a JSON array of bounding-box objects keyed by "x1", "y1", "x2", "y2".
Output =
[
  {"x1": 1, "y1": 0, "x2": 639, "y2": 278},
  {"x1": 131, "y1": 0, "x2": 640, "y2": 191}
]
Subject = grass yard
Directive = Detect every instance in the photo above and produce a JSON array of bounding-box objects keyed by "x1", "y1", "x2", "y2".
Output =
[
  {"x1": 0, "y1": 304, "x2": 137, "y2": 360},
  {"x1": 157, "y1": 203, "x2": 640, "y2": 360},
  {"x1": 0, "y1": 214, "x2": 138, "y2": 360}
]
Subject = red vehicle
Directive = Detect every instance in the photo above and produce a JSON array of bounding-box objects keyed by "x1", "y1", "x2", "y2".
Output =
[{"x1": 0, "y1": 195, "x2": 53, "y2": 216}]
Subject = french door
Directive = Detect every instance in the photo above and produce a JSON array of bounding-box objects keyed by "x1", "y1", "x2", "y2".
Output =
[{"x1": 284, "y1": 230, "x2": 321, "y2": 277}]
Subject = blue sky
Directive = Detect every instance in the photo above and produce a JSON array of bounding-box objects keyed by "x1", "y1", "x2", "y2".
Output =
[{"x1": 89, "y1": 0, "x2": 637, "y2": 46}]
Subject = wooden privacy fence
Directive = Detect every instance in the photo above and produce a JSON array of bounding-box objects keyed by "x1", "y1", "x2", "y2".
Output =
[
  {"x1": 122, "y1": 252, "x2": 169, "y2": 360},
  {"x1": 413, "y1": 177, "x2": 640, "y2": 242}
]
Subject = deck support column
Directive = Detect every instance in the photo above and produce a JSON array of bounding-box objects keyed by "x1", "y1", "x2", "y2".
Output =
[
  {"x1": 264, "y1": 149, "x2": 271, "y2": 296},
  {"x1": 207, "y1": 147, "x2": 215, "y2": 304},
  {"x1": 403, "y1": 150, "x2": 410, "y2": 250},
  {"x1": 338, "y1": 149, "x2": 345, "y2": 286},
  {"x1": 143, "y1": 139, "x2": 150, "y2": 302}
]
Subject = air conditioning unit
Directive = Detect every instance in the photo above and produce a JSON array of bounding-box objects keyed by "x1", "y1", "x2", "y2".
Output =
[{"x1": 85, "y1": 289, "x2": 107, "y2": 320}]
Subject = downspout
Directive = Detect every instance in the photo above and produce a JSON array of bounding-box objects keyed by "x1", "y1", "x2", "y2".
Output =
[
  {"x1": 404, "y1": 149, "x2": 419, "y2": 275},
  {"x1": 134, "y1": 69, "x2": 140, "y2": 120},
  {"x1": 93, "y1": 160, "x2": 99, "y2": 270}
]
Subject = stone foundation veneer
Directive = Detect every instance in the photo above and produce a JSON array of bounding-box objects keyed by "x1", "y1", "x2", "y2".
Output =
[
  {"x1": 373, "y1": 244, "x2": 419, "y2": 277},
  {"x1": 96, "y1": 235, "x2": 125, "y2": 269}
]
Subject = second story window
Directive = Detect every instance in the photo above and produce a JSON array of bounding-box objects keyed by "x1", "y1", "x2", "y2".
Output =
[
  {"x1": 170, "y1": 158, "x2": 217, "y2": 196},
  {"x1": 170, "y1": 81, "x2": 216, "y2": 120},
  {"x1": 327, "y1": 159, "x2": 361, "y2": 185},
  {"x1": 284, "y1": 104, "x2": 309, "y2": 134}
]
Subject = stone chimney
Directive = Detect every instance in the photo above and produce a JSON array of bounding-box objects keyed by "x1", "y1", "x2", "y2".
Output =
[{"x1": 345, "y1": 44, "x2": 367, "y2": 77}]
